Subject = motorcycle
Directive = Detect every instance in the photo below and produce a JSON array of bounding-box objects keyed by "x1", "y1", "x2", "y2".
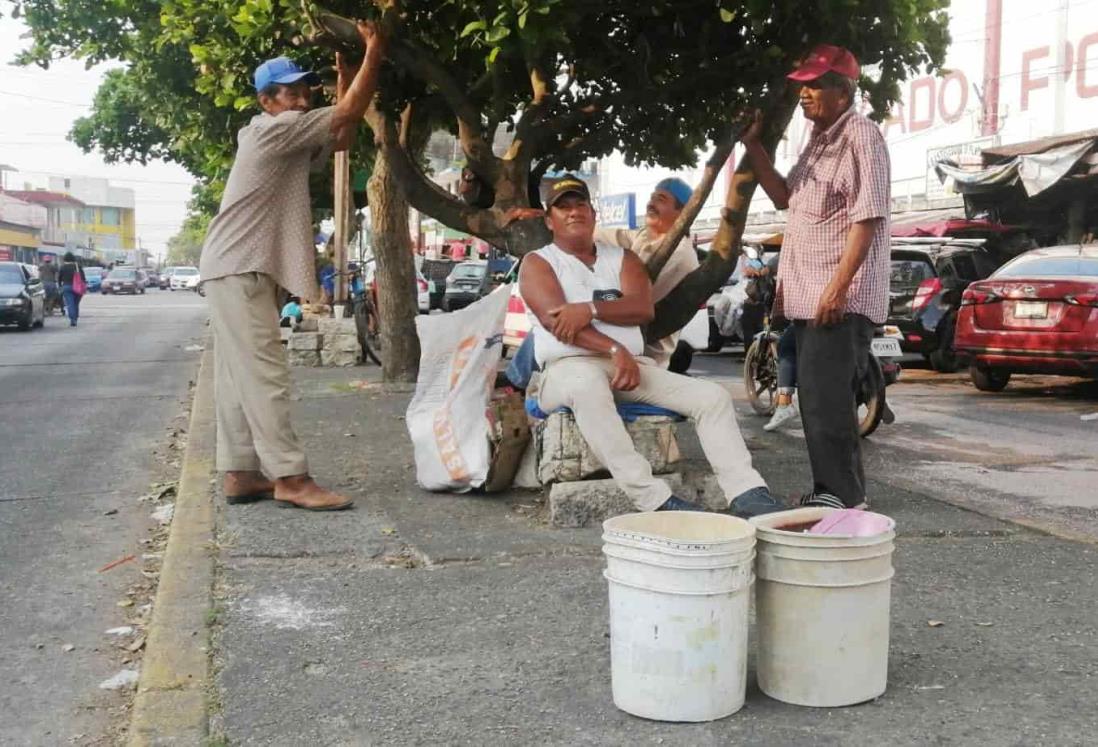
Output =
[{"x1": 741, "y1": 246, "x2": 900, "y2": 438}]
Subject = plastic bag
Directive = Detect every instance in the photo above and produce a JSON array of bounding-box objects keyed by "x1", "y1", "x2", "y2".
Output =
[
  {"x1": 713, "y1": 283, "x2": 749, "y2": 338},
  {"x1": 406, "y1": 286, "x2": 511, "y2": 491}
]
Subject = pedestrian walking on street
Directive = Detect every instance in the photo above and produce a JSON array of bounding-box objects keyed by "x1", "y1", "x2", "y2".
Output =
[
  {"x1": 740, "y1": 44, "x2": 891, "y2": 509},
  {"x1": 57, "y1": 252, "x2": 86, "y2": 327},
  {"x1": 197, "y1": 19, "x2": 386, "y2": 511}
]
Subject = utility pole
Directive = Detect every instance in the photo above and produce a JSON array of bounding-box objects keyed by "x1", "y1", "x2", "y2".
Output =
[{"x1": 1053, "y1": 0, "x2": 1070, "y2": 135}]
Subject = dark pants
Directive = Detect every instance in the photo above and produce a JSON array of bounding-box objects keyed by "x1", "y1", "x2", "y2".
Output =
[
  {"x1": 62, "y1": 285, "x2": 82, "y2": 326},
  {"x1": 793, "y1": 314, "x2": 873, "y2": 506}
]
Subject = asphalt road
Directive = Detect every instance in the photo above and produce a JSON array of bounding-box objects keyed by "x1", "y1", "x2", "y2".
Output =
[
  {"x1": 690, "y1": 347, "x2": 1098, "y2": 541},
  {"x1": 0, "y1": 289, "x2": 208, "y2": 745}
]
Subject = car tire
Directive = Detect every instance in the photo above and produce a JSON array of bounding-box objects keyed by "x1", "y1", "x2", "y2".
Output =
[
  {"x1": 18, "y1": 310, "x2": 32, "y2": 331},
  {"x1": 705, "y1": 317, "x2": 724, "y2": 353},
  {"x1": 929, "y1": 322, "x2": 959, "y2": 373},
  {"x1": 970, "y1": 365, "x2": 1010, "y2": 392}
]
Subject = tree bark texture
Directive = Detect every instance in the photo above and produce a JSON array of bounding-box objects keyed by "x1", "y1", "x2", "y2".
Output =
[{"x1": 368, "y1": 147, "x2": 421, "y2": 383}]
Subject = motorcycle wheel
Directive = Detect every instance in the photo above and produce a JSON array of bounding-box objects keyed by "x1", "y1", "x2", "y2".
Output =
[
  {"x1": 857, "y1": 356, "x2": 886, "y2": 438},
  {"x1": 744, "y1": 337, "x2": 778, "y2": 416}
]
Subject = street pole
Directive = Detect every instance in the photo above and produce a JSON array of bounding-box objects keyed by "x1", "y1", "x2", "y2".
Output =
[{"x1": 333, "y1": 150, "x2": 350, "y2": 306}]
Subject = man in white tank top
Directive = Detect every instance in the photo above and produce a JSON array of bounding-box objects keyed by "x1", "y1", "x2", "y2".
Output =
[{"x1": 520, "y1": 176, "x2": 782, "y2": 517}]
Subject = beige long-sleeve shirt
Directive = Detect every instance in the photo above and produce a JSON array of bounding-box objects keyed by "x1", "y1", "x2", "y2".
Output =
[
  {"x1": 199, "y1": 107, "x2": 336, "y2": 301},
  {"x1": 595, "y1": 226, "x2": 700, "y2": 366}
]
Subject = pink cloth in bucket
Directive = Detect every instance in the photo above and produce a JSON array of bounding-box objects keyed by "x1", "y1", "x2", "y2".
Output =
[{"x1": 808, "y1": 509, "x2": 894, "y2": 537}]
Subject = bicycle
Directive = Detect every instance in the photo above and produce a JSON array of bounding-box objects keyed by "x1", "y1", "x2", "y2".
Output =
[{"x1": 331, "y1": 268, "x2": 383, "y2": 367}]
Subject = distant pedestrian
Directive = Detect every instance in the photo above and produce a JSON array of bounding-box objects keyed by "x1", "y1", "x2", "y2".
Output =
[
  {"x1": 280, "y1": 296, "x2": 303, "y2": 327},
  {"x1": 57, "y1": 252, "x2": 86, "y2": 327},
  {"x1": 197, "y1": 20, "x2": 386, "y2": 511},
  {"x1": 39, "y1": 256, "x2": 60, "y2": 314},
  {"x1": 741, "y1": 44, "x2": 890, "y2": 509}
]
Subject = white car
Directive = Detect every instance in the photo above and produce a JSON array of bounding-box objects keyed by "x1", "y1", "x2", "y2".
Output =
[
  {"x1": 416, "y1": 271, "x2": 431, "y2": 313},
  {"x1": 170, "y1": 266, "x2": 201, "y2": 290}
]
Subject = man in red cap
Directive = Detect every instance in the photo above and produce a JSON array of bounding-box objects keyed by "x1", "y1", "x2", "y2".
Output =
[{"x1": 739, "y1": 44, "x2": 890, "y2": 511}]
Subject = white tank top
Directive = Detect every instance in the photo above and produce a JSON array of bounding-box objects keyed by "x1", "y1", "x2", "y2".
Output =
[{"x1": 528, "y1": 242, "x2": 645, "y2": 366}]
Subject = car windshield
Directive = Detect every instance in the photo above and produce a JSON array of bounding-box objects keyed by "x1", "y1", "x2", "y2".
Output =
[
  {"x1": 85, "y1": 268, "x2": 103, "y2": 278},
  {"x1": 995, "y1": 255, "x2": 1098, "y2": 278},
  {"x1": 0, "y1": 266, "x2": 24, "y2": 284},
  {"x1": 176, "y1": 268, "x2": 199, "y2": 276},
  {"x1": 453, "y1": 265, "x2": 485, "y2": 278},
  {"x1": 109, "y1": 269, "x2": 136, "y2": 279}
]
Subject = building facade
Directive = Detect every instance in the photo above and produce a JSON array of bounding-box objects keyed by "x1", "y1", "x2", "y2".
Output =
[
  {"x1": 47, "y1": 176, "x2": 137, "y2": 263},
  {"x1": 0, "y1": 192, "x2": 46, "y2": 264}
]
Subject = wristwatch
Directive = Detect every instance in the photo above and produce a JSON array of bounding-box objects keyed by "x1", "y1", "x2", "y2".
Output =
[{"x1": 588, "y1": 301, "x2": 599, "y2": 319}]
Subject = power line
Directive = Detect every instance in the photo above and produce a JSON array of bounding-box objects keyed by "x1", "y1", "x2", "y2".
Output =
[{"x1": 0, "y1": 89, "x2": 90, "y2": 108}]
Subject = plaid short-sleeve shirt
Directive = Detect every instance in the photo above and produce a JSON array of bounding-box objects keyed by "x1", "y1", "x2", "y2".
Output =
[{"x1": 776, "y1": 108, "x2": 891, "y2": 323}]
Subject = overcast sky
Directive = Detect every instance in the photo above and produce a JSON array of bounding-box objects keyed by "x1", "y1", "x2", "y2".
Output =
[{"x1": 0, "y1": 14, "x2": 195, "y2": 260}]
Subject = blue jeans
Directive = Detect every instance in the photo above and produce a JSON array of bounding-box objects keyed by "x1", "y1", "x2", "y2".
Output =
[
  {"x1": 505, "y1": 335, "x2": 538, "y2": 389},
  {"x1": 777, "y1": 325, "x2": 797, "y2": 391},
  {"x1": 62, "y1": 285, "x2": 82, "y2": 325}
]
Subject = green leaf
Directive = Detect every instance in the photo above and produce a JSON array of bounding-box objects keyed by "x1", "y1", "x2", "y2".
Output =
[
  {"x1": 460, "y1": 20, "x2": 486, "y2": 37},
  {"x1": 485, "y1": 26, "x2": 511, "y2": 43}
]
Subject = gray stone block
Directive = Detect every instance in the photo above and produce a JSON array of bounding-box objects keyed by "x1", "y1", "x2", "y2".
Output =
[
  {"x1": 548, "y1": 473, "x2": 690, "y2": 528},
  {"x1": 296, "y1": 318, "x2": 319, "y2": 332},
  {"x1": 318, "y1": 318, "x2": 358, "y2": 338},
  {"x1": 288, "y1": 332, "x2": 322, "y2": 351},
  {"x1": 321, "y1": 349, "x2": 358, "y2": 367},
  {"x1": 684, "y1": 471, "x2": 730, "y2": 511},
  {"x1": 536, "y1": 411, "x2": 680, "y2": 485},
  {"x1": 287, "y1": 350, "x2": 321, "y2": 367},
  {"x1": 325, "y1": 334, "x2": 361, "y2": 354},
  {"x1": 279, "y1": 327, "x2": 292, "y2": 343}
]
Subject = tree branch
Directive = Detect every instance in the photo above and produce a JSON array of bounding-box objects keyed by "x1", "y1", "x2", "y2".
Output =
[
  {"x1": 647, "y1": 89, "x2": 799, "y2": 340},
  {"x1": 643, "y1": 135, "x2": 735, "y2": 281}
]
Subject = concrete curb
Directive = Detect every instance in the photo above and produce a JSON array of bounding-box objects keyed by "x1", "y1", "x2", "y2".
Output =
[{"x1": 128, "y1": 347, "x2": 216, "y2": 745}]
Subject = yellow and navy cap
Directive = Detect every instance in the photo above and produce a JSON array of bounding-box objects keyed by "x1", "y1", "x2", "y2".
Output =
[{"x1": 542, "y1": 174, "x2": 592, "y2": 208}]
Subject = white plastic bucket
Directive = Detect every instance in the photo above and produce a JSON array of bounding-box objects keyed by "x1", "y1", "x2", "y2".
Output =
[
  {"x1": 602, "y1": 512, "x2": 756, "y2": 722},
  {"x1": 749, "y1": 507, "x2": 896, "y2": 707}
]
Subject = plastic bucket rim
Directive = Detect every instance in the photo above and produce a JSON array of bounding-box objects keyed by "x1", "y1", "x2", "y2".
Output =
[
  {"x1": 603, "y1": 511, "x2": 756, "y2": 546},
  {"x1": 750, "y1": 507, "x2": 896, "y2": 541}
]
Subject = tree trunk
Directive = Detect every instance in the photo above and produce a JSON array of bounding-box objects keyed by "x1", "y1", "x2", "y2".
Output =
[
  {"x1": 648, "y1": 93, "x2": 798, "y2": 340},
  {"x1": 368, "y1": 148, "x2": 420, "y2": 383}
]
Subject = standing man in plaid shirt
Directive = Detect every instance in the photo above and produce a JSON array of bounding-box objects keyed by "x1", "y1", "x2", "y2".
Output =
[{"x1": 740, "y1": 44, "x2": 891, "y2": 509}]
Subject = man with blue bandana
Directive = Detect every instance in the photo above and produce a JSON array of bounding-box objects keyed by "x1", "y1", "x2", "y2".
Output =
[{"x1": 596, "y1": 177, "x2": 700, "y2": 367}]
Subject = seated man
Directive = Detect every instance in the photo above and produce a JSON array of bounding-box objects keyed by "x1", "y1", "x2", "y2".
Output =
[
  {"x1": 505, "y1": 177, "x2": 698, "y2": 387},
  {"x1": 280, "y1": 296, "x2": 304, "y2": 327},
  {"x1": 520, "y1": 175, "x2": 782, "y2": 517}
]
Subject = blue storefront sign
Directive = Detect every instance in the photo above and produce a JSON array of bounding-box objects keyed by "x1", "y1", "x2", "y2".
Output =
[{"x1": 596, "y1": 193, "x2": 636, "y2": 229}]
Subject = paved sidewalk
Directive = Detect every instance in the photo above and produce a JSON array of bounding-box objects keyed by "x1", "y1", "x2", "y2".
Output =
[{"x1": 206, "y1": 364, "x2": 1098, "y2": 745}]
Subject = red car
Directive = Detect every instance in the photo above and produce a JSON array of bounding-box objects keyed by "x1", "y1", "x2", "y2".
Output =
[{"x1": 954, "y1": 245, "x2": 1098, "y2": 391}]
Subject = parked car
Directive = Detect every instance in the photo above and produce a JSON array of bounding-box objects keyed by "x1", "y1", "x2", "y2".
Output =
[
  {"x1": 888, "y1": 239, "x2": 1006, "y2": 372},
  {"x1": 0, "y1": 262, "x2": 46, "y2": 330},
  {"x1": 102, "y1": 267, "x2": 146, "y2": 295},
  {"x1": 159, "y1": 267, "x2": 176, "y2": 290},
  {"x1": 416, "y1": 270, "x2": 431, "y2": 313},
  {"x1": 83, "y1": 266, "x2": 105, "y2": 293},
  {"x1": 954, "y1": 245, "x2": 1098, "y2": 391},
  {"x1": 170, "y1": 266, "x2": 201, "y2": 291},
  {"x1": 144, "y1": 269, "x2": 160, "y2": 288},
  {"x1": 443, "y1": 261, "x2": 490, "y2": 311}
]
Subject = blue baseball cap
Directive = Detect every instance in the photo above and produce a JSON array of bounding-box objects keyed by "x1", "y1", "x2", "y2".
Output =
[
  {"x1": 253, "y1": 56, "x2": 321, "y2": 91},
  {"x1": 655, "y1": 177, "x2": 693, "y2": 208}
]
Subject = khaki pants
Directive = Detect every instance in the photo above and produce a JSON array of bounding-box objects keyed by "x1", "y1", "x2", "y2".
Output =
[
  {"x1": 205, "y1": 273, "x2": 308, "y2": 478},
  {"x1": 537, "y1": 356, "x2": 766, "y2": 511}
]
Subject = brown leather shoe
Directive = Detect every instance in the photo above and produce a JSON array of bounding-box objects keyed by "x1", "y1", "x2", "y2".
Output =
[
  {"x1": 274, "y1": 475, "x2": 354, "y2": 511},
  {"x1": 224, "y1": 471, "x2": 275, "y2": 505}
]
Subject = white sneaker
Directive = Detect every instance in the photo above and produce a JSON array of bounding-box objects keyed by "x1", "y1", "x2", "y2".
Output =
[{"x1": 764, "y1": 404, "x2": 799, "y2": 431}]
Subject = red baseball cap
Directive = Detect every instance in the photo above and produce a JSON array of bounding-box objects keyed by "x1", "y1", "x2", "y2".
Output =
[{"x1": 787, "y1": 44, "x2": 860, "y2": 82}]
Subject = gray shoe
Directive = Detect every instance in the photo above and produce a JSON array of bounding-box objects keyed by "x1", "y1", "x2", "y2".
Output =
[
  {"x1": 656, "y1": 495, "x2": 707, "y2": 512},
  {"x1": 726, "y1": 486, "x2": 785, "y2": 518}
]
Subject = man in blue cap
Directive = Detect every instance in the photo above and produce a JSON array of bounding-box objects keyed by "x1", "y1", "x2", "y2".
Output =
[
  {"x1": 595, "y1": 177, "x2": 700, "y2": 368},
  {"x1": 199, "y1": 21, "x2": 385, "y2": 511}
]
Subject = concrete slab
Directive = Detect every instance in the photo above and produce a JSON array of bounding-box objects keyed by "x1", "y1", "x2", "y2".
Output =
[{"x1": 217, "y1": 536, "x2": 1098, "y2": 745}]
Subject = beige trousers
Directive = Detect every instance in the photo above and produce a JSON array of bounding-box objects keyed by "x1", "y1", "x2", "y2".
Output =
[
  {"x1": 205, "y1": 273, "x2": 308, "y2": 478},
  {"x1": 538, "y1": 356, "x2": 766, "y2": 511}
]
